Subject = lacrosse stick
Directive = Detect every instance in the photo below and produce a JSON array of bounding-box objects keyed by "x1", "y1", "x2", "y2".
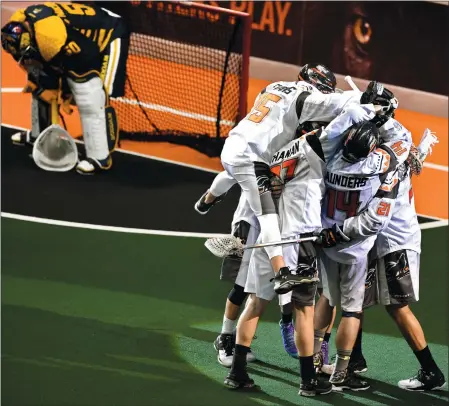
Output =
[
  {"x1": 205, "y1": 235, "x2": 320, "y2": 259},
  {"x1": 344, "y1": 75, "x2": 361, "y2": 92},
  {"x1": 32, "y1": 98, "x2": 79, "y2": 172},
  {"x1": 407, "y1": 128, "x2": 439, "y2": 176}
]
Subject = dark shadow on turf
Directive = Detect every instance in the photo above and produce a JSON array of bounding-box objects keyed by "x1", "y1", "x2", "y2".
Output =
[{"x1": 1, "y1": 126, "x2": 240, "y2": 233}]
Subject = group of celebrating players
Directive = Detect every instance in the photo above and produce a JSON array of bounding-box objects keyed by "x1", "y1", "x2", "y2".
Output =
[
  {"x1": 194, "y1": 64, "x2": 447, "y2": 397},
  {"x1": 1, "y1": 1, "x2": 446, "y2": 399}
]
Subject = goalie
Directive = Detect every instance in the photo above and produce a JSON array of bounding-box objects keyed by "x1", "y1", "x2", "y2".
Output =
[{"x1": 1, "y1": 2, "x2": 129, "y2": 174}]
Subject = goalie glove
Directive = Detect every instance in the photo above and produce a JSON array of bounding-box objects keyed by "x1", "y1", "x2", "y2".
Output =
[
  {"x1": 319, "y1": 224, "x2": 351, "y2": 248},
  {"x1": 23, "y1": 80, "x2": 58, "y2": 104},
  {"x1": 361, "y1": 81, "x2": 398, "y2": 117}
]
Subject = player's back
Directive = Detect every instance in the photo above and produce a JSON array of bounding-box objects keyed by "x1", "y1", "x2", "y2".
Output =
[
  {"x1": 271, "y1": 130, "x2": 326, "y2": 238},
  {"x1": 221, "y1": 81, "x2": 319, "y2": 166},
  {"x1": 23, "y1": 3, "x2": 126, "y2": 55},
  {"x1": 322, "y1": 148, "x2": 393, "y2": 264},
  {"x1": 376, "y1": 166, "x2": 421, "y2": 257}
]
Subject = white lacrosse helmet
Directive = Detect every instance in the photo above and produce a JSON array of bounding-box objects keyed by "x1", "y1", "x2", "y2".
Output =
[{"x1": 32, "y1": 124, "x2": 78, "y2": 172}]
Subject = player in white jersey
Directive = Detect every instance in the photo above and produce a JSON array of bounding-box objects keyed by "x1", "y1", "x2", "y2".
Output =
[
  {"x1": 324, "y1": 129, "x2": 446, "y2": 391},
  {"x1": 194, "y1": 64, "x2": 361, "y2": 295},
  {"x1": 224, "y1": 103, "x2": 378, "y2": 396},
  {"x1": 314, "y1": 118, "x2": 413, "y2": 391},
  {"x1": 213, "y1": 193, "x2": 259, "y2": 367}
]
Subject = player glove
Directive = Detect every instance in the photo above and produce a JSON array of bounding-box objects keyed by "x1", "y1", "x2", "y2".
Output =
[
  {"x1": 270, "y1": 175, "x2": 284, "y2": 200},
  {"x1": 23, "y1": 80, "x2": 58, "y2": 104},
  {"x1": 361, "y1": 81, "x2": 398, "y2": 117},
  {"x1": 319, "y1": 224, "x2": 351, "y2": 248}
]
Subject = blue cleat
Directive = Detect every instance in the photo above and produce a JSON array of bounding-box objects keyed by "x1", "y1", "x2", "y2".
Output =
[{"x1": 279, "y1": 321, "x2": 298, "y2": 358}]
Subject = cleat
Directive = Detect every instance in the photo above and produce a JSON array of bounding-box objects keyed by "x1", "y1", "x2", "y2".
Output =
[
  {"x1": 313, "y1": 351, "x2": 324, "y2": 374},
  {"x1": 321, "y1": 340, "x2": 329, "y2": 365},
  {"x1": 299, "y1": 378, "x2": 333, "y2": 397},
  {"x1": 272, "y1": 267, "x2": 318, "y2": 295},
  {"x1": 76, "y1": 157, "x2": 111, "y2": 175},
  {"x1": 398, "y1": 369, "x2": 447, "y2": 391},
  {"x1": 279, "y1": 321, "x2": 298, "y2": 358},
  {"x1": 321, "y1": 355, "x2": 368, "y2": 376},
  {"x1": 224, "y1": 371, "x2": 255, "y2": 389},
  {"x1": 331, "y1": 370, "x2": 370, "y2": 392},
  {"x1": 194, "y1": 190, "x2": 224, "y2": 215},
  {"x1": 214, "y1": 334, "x2": 255, "y2": 367},
  {"x1": 11, "y1": 130, "x2": 36, "y2": 146}
]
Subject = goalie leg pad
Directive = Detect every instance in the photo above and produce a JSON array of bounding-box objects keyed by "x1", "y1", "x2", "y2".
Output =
[
  {"x1": 67, "y1": 77, "x2": 110, "y2": 161},
  {"x1": 105, "y1": 105, "x2": 119, "y2": 152}
]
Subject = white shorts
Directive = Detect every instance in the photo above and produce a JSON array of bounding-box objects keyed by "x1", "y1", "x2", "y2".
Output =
[
  {"x1": 377, "y1": 249, "x2": 420, "y2": 305},
  {"x1": 236, "y1": 225, "x2": 260, "y2": 288},
  {"x1": 245, "y1": 239, "x2": 275, "y2": 301},
  {"x1": 320, "y1": 250, "x2": 368, "y2": 312}
]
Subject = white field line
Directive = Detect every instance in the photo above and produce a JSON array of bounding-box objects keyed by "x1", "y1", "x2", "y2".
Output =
[
  {"x1": 1, "y1": 87, "x2": 235, "y2": 127},
  {"x1": 0, "y1": 212, "x2": 229, "y2": 238},
  {"x1": 1, "y1": 213, "x2": 447, "y2": 236}
]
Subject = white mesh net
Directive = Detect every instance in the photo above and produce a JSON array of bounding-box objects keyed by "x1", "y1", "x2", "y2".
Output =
[
  {"x1": 204, "y1": 235, "x2": 244, "y2": 258},
  {"x1": 32, "y1": 125, "x2": 78, "y2": 172}
]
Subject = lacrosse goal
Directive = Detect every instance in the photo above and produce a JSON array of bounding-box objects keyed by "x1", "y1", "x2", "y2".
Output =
[{"x1": 100, "y1": 1, "x2": 252, "y2": 157}]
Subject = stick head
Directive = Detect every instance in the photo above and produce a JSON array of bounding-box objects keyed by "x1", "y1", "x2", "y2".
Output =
[{"x1": 204, "y1": 235, "x2": 243, "y2": 258}]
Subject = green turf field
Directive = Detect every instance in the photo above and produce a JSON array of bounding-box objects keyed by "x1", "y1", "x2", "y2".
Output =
[{"x1": 2, "y1": 218, "x2": 448, "y2": 406}]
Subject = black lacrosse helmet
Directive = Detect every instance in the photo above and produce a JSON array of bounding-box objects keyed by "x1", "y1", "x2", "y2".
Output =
[
  {"x1": 342, "y1": 121, "x2": 379, "y2": 163},
  {"x1": 298, "y1": 63, "x2": 337, "y2": 94}
]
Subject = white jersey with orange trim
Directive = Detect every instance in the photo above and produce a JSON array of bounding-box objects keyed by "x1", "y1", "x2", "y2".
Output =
[
  {"x1": 271, "y1": 104, "x2": 376, "y2": 239},
  {"x1": 220, "y1": 83, "x2": 361, "y2": 167},
  {"x1": 376, "y1": 166, "x2": 421, "y2": 257},
  {"x1": 321, "y1": 145, "x2": 402, "y2": 264}
]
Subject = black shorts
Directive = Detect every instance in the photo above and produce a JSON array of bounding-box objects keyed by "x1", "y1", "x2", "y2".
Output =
[{"x1": 291, "y1": 239, "x2": 318, "y2": 307}]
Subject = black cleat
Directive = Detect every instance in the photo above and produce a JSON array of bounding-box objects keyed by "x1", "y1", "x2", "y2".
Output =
[
  {"x1": 224, "y1": 371, "x2": 255, "y2": 389},
  {"x1": 213, "y1": 333, "x2": 235, "y2": 367},
  {"x1": 194, "y1": 191, "x2": 224, "y2": 215},
  {"x1": 331, "y1": 370, "x2": 370, "y2": 392},
  {"x1": 299, "y1": 378, "x2": 333, "y2": 397},
  {"x1": 272, "y1": 267, "x2": 318, "y2": 295},
  {"x1": 398, "y1": 369, "x2": 447, "y2": 391},
  {"x1": 349, "y1": 355, "x2": 368, "y2": 374}
]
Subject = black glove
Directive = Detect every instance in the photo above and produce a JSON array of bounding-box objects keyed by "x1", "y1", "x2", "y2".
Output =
[
  {"x1": 320, "y1": 224, "x2": 351, "y2": 248},
  {"x1": 361, "y1": 81, "x2": 398, "y2": 116}
]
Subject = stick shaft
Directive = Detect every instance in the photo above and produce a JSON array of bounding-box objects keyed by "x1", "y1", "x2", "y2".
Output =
[
  {"x1": 344, "y1": 76, "x2": 361, "y2": 92},
  {"x1": 244, "y1": 236, "x2": 318, "y2": 250}
]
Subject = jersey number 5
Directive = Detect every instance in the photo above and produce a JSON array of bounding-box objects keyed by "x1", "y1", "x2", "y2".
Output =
[
  {"x1": 248, "y1": 93, "x2": 281, "y2": 124},
  {"x1": 326, "y1": 188, "x2": 361, "y2": 219}
]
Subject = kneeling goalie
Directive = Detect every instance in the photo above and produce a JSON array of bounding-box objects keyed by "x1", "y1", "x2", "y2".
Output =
[{"x1": 1, "y1": 2, "x2": 129, "y2": 174}]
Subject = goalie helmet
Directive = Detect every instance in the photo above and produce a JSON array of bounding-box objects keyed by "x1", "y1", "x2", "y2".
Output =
[
  {"x1": 298, "y1": 63, "x2": 337, "y2": 94},
  {"x1": 342, "y1": 121, "x2": 379, "y2": 163},
  {"x1": 1, "y1": 21, "x2": 36, "y2": 63}
]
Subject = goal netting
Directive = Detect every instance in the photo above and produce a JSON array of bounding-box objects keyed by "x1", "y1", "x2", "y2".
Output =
[{"x1": 100, "y1": 1, "x2": 251, "y2": 157}]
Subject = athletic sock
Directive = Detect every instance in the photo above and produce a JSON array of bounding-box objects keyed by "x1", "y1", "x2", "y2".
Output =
[
  {"x1": 299, "y1": 356, "x2": 316, "y2": 381},
  {"x1": 414, "y1": 346, "x2": 440, "y2": 373},
  {"x1": 221, "y1": 316, "x2": 237, "y2": 335},
  {"x1": 324, "y1": 332, "x2": 331, "y2": 343},
  {"x1": 313, "y1": 330, "x2": 325, "y2": 354},
  {"x1": 335, "y1": 349, "x2": 352, "y2": 373},
  {"x1": 351, "y1": 328, "x2": 363, "y2": 359},
  {"x1": 281, "y1": 312, "x2": 293, "y2": 324},
  {"x1": 230, "y1": 344, "x2": 249, "y2": 376}
]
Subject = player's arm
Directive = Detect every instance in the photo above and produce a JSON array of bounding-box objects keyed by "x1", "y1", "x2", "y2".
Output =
[
  {"x1": 296, "y1": 90, "x2": 362, "y2": 124},
  {"x1": 342, "y1": 172, "x2": 400, "y2": 239}
]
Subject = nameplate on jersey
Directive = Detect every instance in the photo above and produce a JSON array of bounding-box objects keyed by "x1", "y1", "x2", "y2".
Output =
[
  {"x1": 272, "y1": 84, "x2": 296, "y2": 95},
  {"x1": 271, "y1": 139, "x2": 301, "y2": 164},
  {"x1": 326, "y1": 172, "x2": 368, "y2": 189}
]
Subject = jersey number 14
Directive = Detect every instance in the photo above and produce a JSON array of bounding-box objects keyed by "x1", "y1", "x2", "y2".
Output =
[{"x1": 326, "y1": 188, "x2": 361, "y2": 219}]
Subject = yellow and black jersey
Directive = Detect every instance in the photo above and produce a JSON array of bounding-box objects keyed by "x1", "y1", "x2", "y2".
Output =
[{"x1": 9, "y1": 2, "x2": 129, "y2": 80}]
